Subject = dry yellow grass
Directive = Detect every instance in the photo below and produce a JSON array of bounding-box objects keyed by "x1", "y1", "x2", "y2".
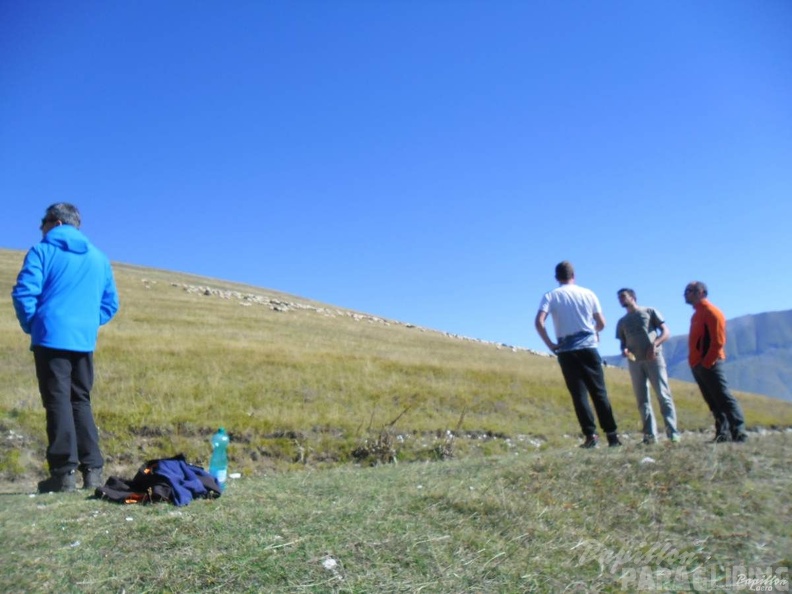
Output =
[{"x1": 1, "y1": 247, "x2": 790, "y2": 483}]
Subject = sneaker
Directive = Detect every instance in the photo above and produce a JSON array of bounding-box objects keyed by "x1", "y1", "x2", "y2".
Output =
[
  {"x1": 38, "y1": 471, "x2": 77, "y2": 494},
  {"x1": 580, "y1": 434, "x2": 599, "y2": 449},
  {"x1": 606, "y1": 432, "x2": 622, "y2": 447},
  {"x1": 641, "y1": 435, "x2": 657, "y2": 445},
  {"x1": 669, "y1": 434, "x2": 681, "y2": 443},
  {"x1": 82, "y1": 467, "x2": 104, "y2": 490}
]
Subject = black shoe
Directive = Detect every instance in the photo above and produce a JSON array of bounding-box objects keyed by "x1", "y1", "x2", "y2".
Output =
[
  {"x1": 640, "y1": 435, "x2": 657, "y2": 446},
  {"x1": 580, "y1": 434, "x2": 599, "y2": 449},
  {"x1": 711, "y1": 434, "x2": 730, "y2": 443},
  {"x1": 606, "y1": 432, "x2": 622, "y2": 447},
  {"x1": 733, "y1": 433, "x2": 748, "y2": 443},
  {"x1": 82, "y1": 468, "x2": 104, "y2": 490},
  {"x1": 38, "y1": 471, "x2": 77, "y2": 494}
]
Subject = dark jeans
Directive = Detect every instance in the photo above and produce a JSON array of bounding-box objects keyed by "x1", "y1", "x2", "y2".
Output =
[
  {"x1": 557, "y1": 348, "x2": 618, "y2": 437},
  {"x1": 691, "y1": 362, "x2": 747, "y2": 440},
  {"x1": 34, "y1": 347, "x2": 103, "y2": 475}
]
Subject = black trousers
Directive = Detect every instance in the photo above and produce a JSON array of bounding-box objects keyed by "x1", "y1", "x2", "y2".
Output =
[
  {"x1": 33, "y1": 347, "x2": 103, "y2": 475},
  {"x1": 557, "y1": 348, "x2": 618, "y2": 437},
  {"x1": 691, "y1": 362, "x2": 747, "y2": 440}
]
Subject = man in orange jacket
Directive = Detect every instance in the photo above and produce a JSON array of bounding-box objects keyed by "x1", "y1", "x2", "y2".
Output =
[{"x1": 684, "y1": 281, "x2": 747, "y2": 442}]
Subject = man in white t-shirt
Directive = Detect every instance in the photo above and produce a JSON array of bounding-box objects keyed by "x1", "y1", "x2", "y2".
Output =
[{"x1": 535, "y1": 261, "x2": 621, "y2": 448}]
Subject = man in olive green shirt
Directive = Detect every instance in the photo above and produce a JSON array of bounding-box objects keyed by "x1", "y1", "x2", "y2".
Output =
[{"x1": 615, "y1": 288, "x2": 680, "y2": 444}]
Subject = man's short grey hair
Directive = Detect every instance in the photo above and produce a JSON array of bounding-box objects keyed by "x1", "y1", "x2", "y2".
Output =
[
  {"x1": 45, "y1": 203, "x2": 81, "y2": 228},
  {"x1": 687, "y1": 281, "x2": 708, "y2": 297}
]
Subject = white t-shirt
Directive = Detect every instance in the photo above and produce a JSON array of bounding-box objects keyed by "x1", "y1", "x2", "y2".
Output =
[{"x1": 538, "y1": 284, "x2": 602, "y2": 350}]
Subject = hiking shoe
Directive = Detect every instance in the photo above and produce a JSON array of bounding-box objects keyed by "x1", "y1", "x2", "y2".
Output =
[
  {"x1": 38, "y1": 471, "x2": 77, "y2": 494},
  {"x1": 82, "y1": 467, "x2": 104, "y2": 490},
  {"x1": 606, "y1": 432, "x2": 622, "y2": 447},
  {"x1": 711, "y1": 434, "x2": 730, "y2": 444},
  {"x1": 733, "y1": 433, "x2": 748, "y2": 443},
  {"x1": 580, "y1": 434, "x2": 599, "y2": 449},
  {"x1": 641, "y1": 435, "x2": 657, "y2": 445}
]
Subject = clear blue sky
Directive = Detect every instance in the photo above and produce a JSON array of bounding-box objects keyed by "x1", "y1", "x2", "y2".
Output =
[{"x1": 2, "y1": 1, "x2": 790, "y2": 355}]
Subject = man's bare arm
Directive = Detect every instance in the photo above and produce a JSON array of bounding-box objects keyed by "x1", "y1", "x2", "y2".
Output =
[{"x1": 535, "y1": 311, "x2": 559, "y2": 352}]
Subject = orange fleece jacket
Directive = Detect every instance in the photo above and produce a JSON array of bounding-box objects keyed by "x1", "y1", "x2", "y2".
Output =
[{"x1": 688, "y1": 298, "x2": 727, "y2": 368}]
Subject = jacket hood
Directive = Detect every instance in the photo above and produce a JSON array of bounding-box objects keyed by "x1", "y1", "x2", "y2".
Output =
[{"x1": 43, "y1": 224, "x2": 90, "y2": 254}]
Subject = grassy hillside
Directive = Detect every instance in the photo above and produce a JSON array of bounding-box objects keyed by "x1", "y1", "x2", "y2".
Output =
[
  {"x1": 2, "y1": 249, "x2": 791, "y2": 593},
  {"x1": 1, "y1": 433, "x2": 790, "y2": 593},
  {"x1": 2, "y1": 247, "x2": 792, "y2": 486}
]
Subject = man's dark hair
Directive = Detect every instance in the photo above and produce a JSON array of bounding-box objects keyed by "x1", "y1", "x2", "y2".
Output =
[
  {"x1": 687, "y1": 281, "x2": 708, "y2": 297},
  {"x1": 555, "y1": 261, "x2": 575, "y2": 282},
  {"x1": 617, "y1": 288, "x2": 636, "y2": 301},
  {"x1": 44, "y1": 203, "x2": 81, "y2": 229}
]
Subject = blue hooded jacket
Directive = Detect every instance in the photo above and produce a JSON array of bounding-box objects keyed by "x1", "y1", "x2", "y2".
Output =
[{"x1": 12, "y1": 224, "x2": 119, "y2": 352}]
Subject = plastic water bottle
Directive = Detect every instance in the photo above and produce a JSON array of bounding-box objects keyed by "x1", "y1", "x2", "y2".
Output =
[{"x1": 209, "y1": 427, "x2": 230, "y2": 491}]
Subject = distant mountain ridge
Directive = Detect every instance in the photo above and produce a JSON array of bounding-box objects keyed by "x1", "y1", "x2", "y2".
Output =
[{"x1": 603, "y1": 309, "x2": 792, "y2": 402}]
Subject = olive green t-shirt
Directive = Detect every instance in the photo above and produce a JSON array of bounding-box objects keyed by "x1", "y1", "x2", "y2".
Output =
[{"x1": 615, "y1": 307, "x2": 664, "y2": 361}]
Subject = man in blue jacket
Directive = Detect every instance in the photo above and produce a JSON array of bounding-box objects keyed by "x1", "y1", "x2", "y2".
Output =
[{"x1": 12, "y1": 203, "x2": 119, "y2": 493}]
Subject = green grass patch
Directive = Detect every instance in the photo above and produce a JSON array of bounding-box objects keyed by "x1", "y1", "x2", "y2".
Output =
[{"x1": 0, "y1": 433, "x2": 788, "y2": 593}]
